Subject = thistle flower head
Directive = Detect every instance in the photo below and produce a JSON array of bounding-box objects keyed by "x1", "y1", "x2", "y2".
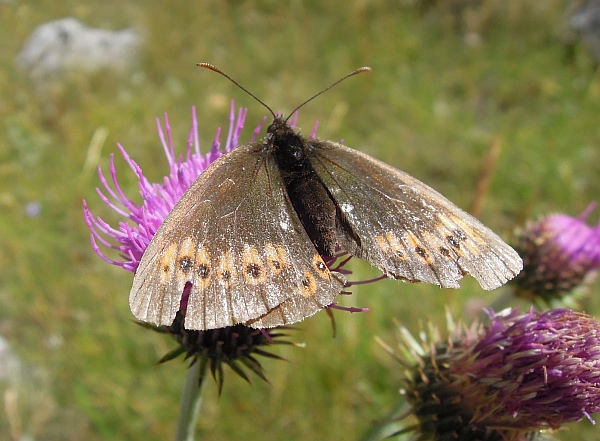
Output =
[
  {"x1": 389, "y1": 308, "x2": 600, "y2": 440},
  {"x1": 513, "y1": 204, "x2": 600, "y2": 304},
  {"x1": 140, "y1": 312, "x2": 295, "y2": 394}
]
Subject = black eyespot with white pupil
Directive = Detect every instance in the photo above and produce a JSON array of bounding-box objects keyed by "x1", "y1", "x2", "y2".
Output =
[
  {"x1": 439, "y1": 246, "x2": 451, "y2": 257},
  {"x1": 179, "y1": 256, "x2": 194, "y2": 272},
  {"x1": 197, "y1": 264, "x2": 210, "y2": 279},
  {"x1": 246, "y1": 263, "x2": 262, "y2": 278},
  {"x1": 415, "y1": 246, "x2": 428, "y2": 259},
  {"x1": 447, "y1": 234, "x2": 461, "y2": 249}
]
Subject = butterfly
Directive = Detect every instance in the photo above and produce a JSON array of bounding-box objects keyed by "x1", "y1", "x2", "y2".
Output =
[{"x1": 130, "y1": 65, "x2": 522, "y2": 331}]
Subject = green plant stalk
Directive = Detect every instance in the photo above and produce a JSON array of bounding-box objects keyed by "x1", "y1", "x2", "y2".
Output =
[{"x1": 174, "y1": 361, "x2": 206, "y2": 441}]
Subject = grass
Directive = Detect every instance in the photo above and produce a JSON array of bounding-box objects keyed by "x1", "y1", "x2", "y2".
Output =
[{"x1": 1, "y1": 0, "x2": 600, "y2": 440}]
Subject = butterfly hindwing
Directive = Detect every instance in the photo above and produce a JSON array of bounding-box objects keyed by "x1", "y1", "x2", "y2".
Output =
[
  {"x1": 129, "y1": 143, "x2": 346, "y2": 330},
  {"x1": 307, "y1": 139, "x2": 522, "y2": 290}
]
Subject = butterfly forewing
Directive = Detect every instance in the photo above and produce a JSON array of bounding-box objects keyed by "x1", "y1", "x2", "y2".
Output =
[
  {"x1": 307, "y1": 140, "x2": 522, "y2": 290},
  {"x1": 130, "y1": 143, "x2": 346, "y2": 330}
]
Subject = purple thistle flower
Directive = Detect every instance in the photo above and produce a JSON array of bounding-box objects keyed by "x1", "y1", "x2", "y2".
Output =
[
  {"x1": 513, "y1": 204, "x2": 600, "y2": 303},
  {"x1": 388, "y1": 308, "x2": 600, "y2": 440}
]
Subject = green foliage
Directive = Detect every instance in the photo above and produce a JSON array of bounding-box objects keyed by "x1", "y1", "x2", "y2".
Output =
[{"x1": 1, "y1": 0, "x2": 599, "y2": 439}]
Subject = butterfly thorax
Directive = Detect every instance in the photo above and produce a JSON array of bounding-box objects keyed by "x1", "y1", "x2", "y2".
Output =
[
  {"x1": 268, "y1": 116, "x2": 308, "y2": 174},
  {"x1": 268, "y1": 117, "x2": 339, "y2": 256}
]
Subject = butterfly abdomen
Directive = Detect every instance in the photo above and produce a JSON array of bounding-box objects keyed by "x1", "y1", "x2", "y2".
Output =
[{"x1": 287, "y1": 177, "x2": 338, "y2": 256}]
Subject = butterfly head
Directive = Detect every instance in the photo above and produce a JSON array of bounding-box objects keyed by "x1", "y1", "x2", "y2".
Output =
[
  {"x1": 267, "y1": 115, "x2": 295, "y2": 139},
  {"x1": 266, "y1": 115, "x2": 308, "y2": 168}
]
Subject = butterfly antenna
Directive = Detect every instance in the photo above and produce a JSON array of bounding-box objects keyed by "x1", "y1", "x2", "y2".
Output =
[
  {"x1": 197, "y1": 62, "x2": 277, "y2": 119},
  {"x1": 285, "y1": 66, "x2": 372, "y2": 122}
]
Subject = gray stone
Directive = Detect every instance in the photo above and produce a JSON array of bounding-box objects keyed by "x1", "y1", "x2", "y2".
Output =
[
  {"x1": 18, "y1": 17, "x2": 142, "y2": 79},
  {"x1": 571, "y1": 0, "x2": 600, "y2": 63}
]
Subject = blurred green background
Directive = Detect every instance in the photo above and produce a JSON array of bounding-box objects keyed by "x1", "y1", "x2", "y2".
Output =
[{"x1": 2, "y1": 1, "x2": 600, "y2": 440}]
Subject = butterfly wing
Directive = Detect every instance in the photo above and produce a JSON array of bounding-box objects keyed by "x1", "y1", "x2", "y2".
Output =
[
  {"x1": 130, "y1": 143, "x2": 346, "y2": 330},
  {"x1": 307, "y1": 140, "x2": 522, "y2": 290}
]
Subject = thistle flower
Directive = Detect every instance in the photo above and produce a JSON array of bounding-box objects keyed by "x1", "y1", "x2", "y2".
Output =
[
  {"x1": 512, "y1": 204, "x2": 600, "y2": 304},
  {"x1": 138, "y1": 312, "x2": 294, "y2": 394},
  {"x1": 383, "y1": 308, "x2": 600, "y2": 441},
  {"x1": 82, "y1": 102, "x2": 365, "y2": 384}
]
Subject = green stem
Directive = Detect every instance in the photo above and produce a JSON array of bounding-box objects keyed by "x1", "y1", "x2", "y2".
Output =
[{"x1": 174, "y1": 361, "x2": 207, "y2": 441}]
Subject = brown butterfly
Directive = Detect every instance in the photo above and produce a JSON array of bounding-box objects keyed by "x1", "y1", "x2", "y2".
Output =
[{"x1": 130, "y1": 65, "x2": 522, "y2": 331}]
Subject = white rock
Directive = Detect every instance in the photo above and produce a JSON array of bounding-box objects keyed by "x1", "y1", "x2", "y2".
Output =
[
  {"x1": 18, "y1": 17, "x2": 142, "y2": 78},
  {"x1": 571, "y1": 0, "x2": 600, "y2": 63}
]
